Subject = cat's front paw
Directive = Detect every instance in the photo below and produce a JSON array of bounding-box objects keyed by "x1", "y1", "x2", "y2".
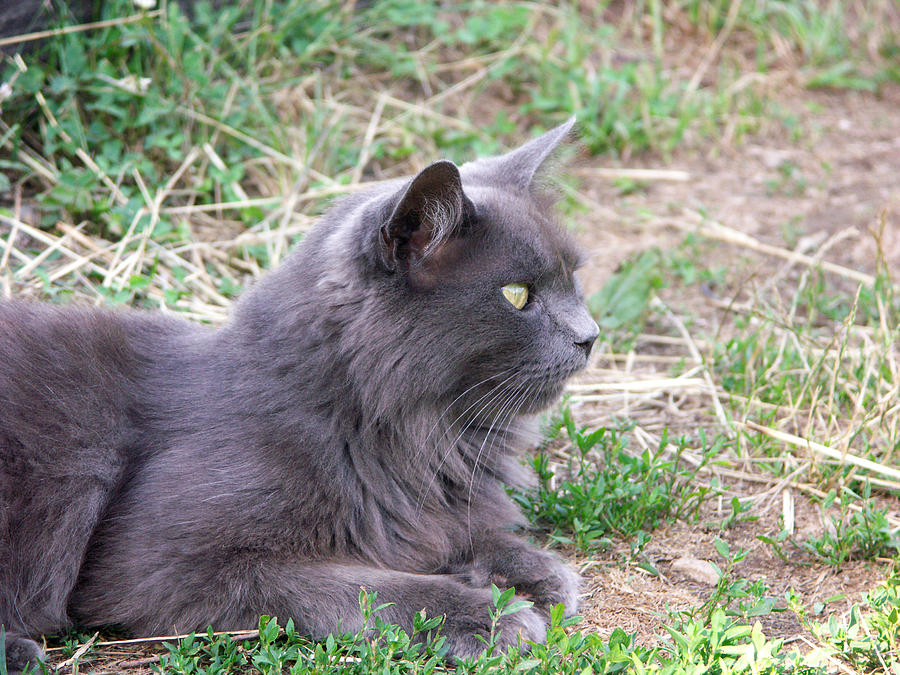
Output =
[
  {"x1": 529, "y1": 559, "x2": 581, "y2": 617},
  {"x1": 495, "y1": 552, "x2": 581, "y2": 618},
  {"x1": 5, "y1": 636, "x2": 45, "y2": 675},
  {"x1": 442, "y1": 603, "x2": 546, "y2": 661}
]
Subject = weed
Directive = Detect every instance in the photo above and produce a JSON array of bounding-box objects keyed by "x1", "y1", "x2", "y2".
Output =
[
  {"x1": 147, "y1": 594, "x2": 827, "y2": 674},
  {"x1": 678, "y1": 0, "x2": 892, "y2": 92},
  {"x1": 764, "y1": 160, "x2": 807, "y2": 197},
  {"x1": 515, "y1": 410, "x2": 718, "y2": 552},
  {"x1": 710, "y1": 496, "x2": 759, "y2": 531},
  {"x1": 704, "y1": 538, "x2": 780, "y2": 623},
  {"x1": 662, "y1": 235, "x2": 728, "y2": 289},
  {"x1": 762, "y1": 484, "x2": 900, "y2": 569},
  {"x1": 803, "y1": 485, "x2": 900, "y2": 566},
  {"x1": 798, "y1": 574, "x2": 900, "y2": 672},
  {"x1": 469, "y1": 584, "x2": 534, "y2": 659}
]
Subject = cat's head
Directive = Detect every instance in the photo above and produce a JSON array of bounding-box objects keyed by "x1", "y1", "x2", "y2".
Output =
[{"x1": 300, "y1": 119, "x2": 598, "y2": 422}]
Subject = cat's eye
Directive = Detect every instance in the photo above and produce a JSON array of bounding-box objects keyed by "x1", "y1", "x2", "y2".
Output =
[{"x1": 501, "y1": 283, "x2": 529, "y2": 310}]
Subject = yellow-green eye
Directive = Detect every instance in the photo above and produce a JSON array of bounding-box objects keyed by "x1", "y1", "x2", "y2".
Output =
[{"x1": 501, "y1": 283, "x2": 529, "y2": 310}]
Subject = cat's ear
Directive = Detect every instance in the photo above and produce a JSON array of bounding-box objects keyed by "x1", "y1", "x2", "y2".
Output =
[
  {"x1": 470, "y1": 116, "x2": 576, "y2": 192},
  {"x1": 379, "y1": 160, "x2": 474, "y2": 272}
]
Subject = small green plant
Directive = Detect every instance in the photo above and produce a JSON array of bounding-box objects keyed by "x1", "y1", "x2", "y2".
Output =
[
  {"x1": 712, "y1": 496, "x2": 759, "y2": 531},
  {"x1": 156, "y1": 590, "x2": 450, "y2": 674},
  {"x1": 804, "y1": 574, "x2": 900, "y2": 672},
  {"x1": 483, "y1": 584, "x2": 534, "y2": 655},
  {"x1": 660, "y1": 608, "x2": 810, "y2": 674},
  {"x1": 760, "y1": 484, "x2": 899, "y2": 569},
  {"x1": 801, "y1": 484, "x2": 900, "y2": 567},
  {"x1": 765, "y1": 160, "x2": 807, "y2": 197},
  {"x1": 663, "y1": 236, "x2": 728, "y2": 289},
  {"x1": 516, "y1": 410, "x2": 719, "y2": 551},
  {"x1": 706, "y1": 538, "x2": 780, "y2": 623}
]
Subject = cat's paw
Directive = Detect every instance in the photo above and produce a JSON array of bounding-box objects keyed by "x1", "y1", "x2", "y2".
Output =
[
  {"x1": 442, "y1": 603, "x2": 546, "y2": 661},
  {"x1": 528, "y1": 558, "x2": 581, "y2": 617},
  {"x1": 5, "y1": 636, "x2": 44, "y2": 675},
  {"x1": 495, "y1": 553, "x2": 581, "y2": 618}
]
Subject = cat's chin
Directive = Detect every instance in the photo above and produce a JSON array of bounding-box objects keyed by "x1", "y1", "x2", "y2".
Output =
[{"x1": 517, "y1": 380, "x2": 568, "y2": 414}]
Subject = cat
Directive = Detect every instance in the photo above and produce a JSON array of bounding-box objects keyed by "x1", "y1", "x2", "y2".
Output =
[{"x1": 0, "y1": 117, "x2": 599, "y2": 671}]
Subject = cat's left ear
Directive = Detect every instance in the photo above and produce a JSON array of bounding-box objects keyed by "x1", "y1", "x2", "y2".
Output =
[
  {"x1": 380, "y1": 160, "x2": 474, "y2": 272},
  {"x1": 474, "y1": 116, "x2": 576, "y2": 192}
]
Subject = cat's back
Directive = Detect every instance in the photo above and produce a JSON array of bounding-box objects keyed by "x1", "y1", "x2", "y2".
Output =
[
  {"x1": 1, "y1": 301, "x2": 148, "y2": 442},
  {"x1": 0, "y1": 300, "x2": 207, "y2": 471}
]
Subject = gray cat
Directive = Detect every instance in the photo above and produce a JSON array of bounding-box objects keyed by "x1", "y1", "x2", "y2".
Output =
[{"x1": 0, "y1": 118, "x2": 598, "y2": 671}]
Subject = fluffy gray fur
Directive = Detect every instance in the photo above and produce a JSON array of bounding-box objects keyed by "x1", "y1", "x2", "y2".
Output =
[{"x1": 0, "y1": 118, "x2": 599, "y2": 671}]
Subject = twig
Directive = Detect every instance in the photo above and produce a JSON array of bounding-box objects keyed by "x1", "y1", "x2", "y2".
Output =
[
  {"x1": 739, "y1": 420, "x2": 900, "y2": 482},
  {"x1": 567, "y1": 377, "x2": 708, "y2": 393},
  {"x1": 684, "y1": 0, "x2": 744, "y2": 97},
  {"x1": 791, "y1": 482, "x2": 900, "y2": 528},
  {"x1": 570, "y1": 168, "x2": 690, "y2": 182},
  {"x1": 0, "y1": 11, "x2": 161, "y2": 48},
  {"x1": 119, "y1": 655, "x2": 162, "y2": 668},
  {"x1": 53, "y1": 632, "x2": 98, "y2": 670},
  {"x1": 34, "y1": 92, "x2": 128, "y2": 206},
  {"x1": 667, "y1": 210, "x2": 883, "y2": 288},
  {"x1": 45, "y1": 629, "x2": 261, "y2": 653},
  {"x1": 351, "y1": 92, "x2": 387, "y2": 185},
  {"x1": 653, "y1": 296, "x2": 733, "y2": 436}
]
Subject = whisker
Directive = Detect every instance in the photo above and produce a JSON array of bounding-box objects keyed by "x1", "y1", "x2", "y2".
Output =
[
  {"x1": 414, "y1": 370, "x2": 523, "y2": 515},
  {"x1": 465, "y1": 376, "x2": 530, "y2": 553}
]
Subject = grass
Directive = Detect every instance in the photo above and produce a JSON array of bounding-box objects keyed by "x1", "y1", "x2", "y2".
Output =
[
  {"x1": 2, "y1": 0, "x2": 900, "y2": 673},
  {"x1": 34, "y1": 579, "x2": 900, "y2": 674},
  {"x1": 2, "y1": 0, "x2": 897, "y2": 316},
  {"x1": 514, "y1": 409, "x2": 720, "y2": 554}
]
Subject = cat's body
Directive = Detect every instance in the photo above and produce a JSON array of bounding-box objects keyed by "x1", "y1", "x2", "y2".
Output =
[{"x1": 0, "y1": 120, "x2": 598, "y2": 670}]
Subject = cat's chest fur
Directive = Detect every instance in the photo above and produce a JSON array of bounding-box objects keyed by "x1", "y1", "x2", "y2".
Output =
[{"x1": 66, "y1": 313, "x2": 529, "y2": 577}]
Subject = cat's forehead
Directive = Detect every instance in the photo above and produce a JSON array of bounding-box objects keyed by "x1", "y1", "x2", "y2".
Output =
[{"x1": 464, "y1": 184, "x2": 581, "y2": 272}]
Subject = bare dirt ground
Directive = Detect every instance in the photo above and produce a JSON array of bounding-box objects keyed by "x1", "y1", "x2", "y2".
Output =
[
  {"x1": 574, "y1": 86, "x2": 900, "y2": 287},
  {"x1": 566, "y1": 82, "x2": 900, "y2": 648}
]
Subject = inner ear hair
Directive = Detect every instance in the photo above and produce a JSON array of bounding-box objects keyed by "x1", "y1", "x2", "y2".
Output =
[
  {"x1": 381, "y1": 160, "x2": 473, "y2": 270},
  {"x1": 416, "y1": 194, "x2": 464, "y2": 257}
]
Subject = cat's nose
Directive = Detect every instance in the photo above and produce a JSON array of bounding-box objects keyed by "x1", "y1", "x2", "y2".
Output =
[{"x1": 574, "y1": 319, "x2": 600, "y2": 358}]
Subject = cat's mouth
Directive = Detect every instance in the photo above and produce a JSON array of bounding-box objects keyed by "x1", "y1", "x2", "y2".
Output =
[{"x1": 518, "y1": 355, "x2": 591, "y2": 411}]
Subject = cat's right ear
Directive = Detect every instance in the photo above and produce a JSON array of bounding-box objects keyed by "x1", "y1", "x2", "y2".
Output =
[
  {"x1": 463, "y1": 117, "x2": 576, "y2": 193},
  {"x1": 378, "y1": 160, "x2": 474, "y2": 273}
]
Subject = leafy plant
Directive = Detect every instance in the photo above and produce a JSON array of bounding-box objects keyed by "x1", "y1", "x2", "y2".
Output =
[
  {"x1": 796, "y1": 574, "x2": 900, "y2": 672},
  {"x1": 515, "y1": 410, "x2": 719, "y2": 551},
  {"x1": 800, "y1": 485, "x2": 900, "y2": 567},
  {"x1": 759, "y1": 484, "x2": 899, "y2": 569}
]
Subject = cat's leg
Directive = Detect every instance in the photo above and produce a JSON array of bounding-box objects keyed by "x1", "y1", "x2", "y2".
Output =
[
  {"x1": 1, "y1": 440, "x2": 128, "y2": 672},
  {"x1": 248, "y1": 561, "x2": 547, "y2": 660},
  {"x1": 3, "y1": 634, "x2": 44, "y2": 675},
  {"x1": 443, "y1": 532, "x2": 581, "y2": 617}
]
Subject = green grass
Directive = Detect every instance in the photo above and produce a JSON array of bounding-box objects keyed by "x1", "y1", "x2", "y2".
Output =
[
  {"x1": 38, "y1": 576, "x2": 900, "y2": 674},
  {"x1": 514, "y1": 409, "x2": 720, "y2": 554},
  {"x1": 2, "y1": 0, "x2": 895, "y2": 314},
  {"x1": 3, "y1": 0, "x2": 895, "y2": 290}
]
